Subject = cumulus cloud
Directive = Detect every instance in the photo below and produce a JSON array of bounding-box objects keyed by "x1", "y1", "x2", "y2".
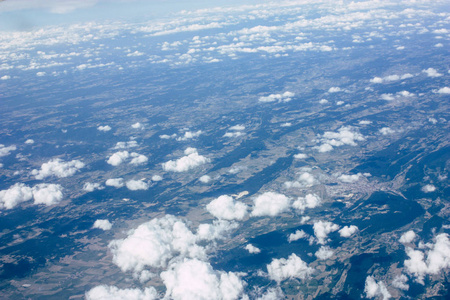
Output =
[
  {"x1": 126, "y1": 179, "x2": 149, "y2": 191},
  {"x1": 328, "y1": 87, "x2": 342, "y2": 93},
  {"x1": 315, "y1": 246, "x2": 334, "y2": 260},
  {"x1": 223, "y1": 131, "x2": 244, "y2": 138},
  {"x1": 370, "y1": 73, "x2": 413, "y2": 83},
  {"x1": 313, "y1": 221, "x2": 339, "y2": 244},
  {"x1": 338, "y1": 173, "x2": 362, "y2": 183},
  {"x1": 259, "y1": 91, "x2": 294, "y2": 103},
  {"x1": 319, "y1": 99, "x2": 329, "y2": 104},
  {"x1": 267, "y1": 253, "x2": 313, "y2": 283},
  {"x1": 0, "y1": 183, "x2": 33, "y2": 209},
  {"x1": 316, "y1": 126, "x2": 364, "y2": 152},
  {"x1": 206, "y1": 195, "x2": 248, "y2": 220},
  {"x1": 176, "y1": 130, "x2": 203, "y2": 141},
  {"x1": 114, "y1": 141, "x2": 138, "y2": 149},
  {"x1": 422, "y1": 68, "x2": 442, "y2": 77},
  {"x1": 364, "y1": 276, "x2": 391, "y2": 300},
  {"x1": 229, "y1": 125, "x2": 245, "y2": 131},
  {"x1": 83, "y1": 182, "x2": 104, "y2": 192},
  {"x1": 379, "y1": 127, "x2": 396, "y2": 135},
  {"x1": 25, "y1": 139, "x2": 34, "y2": 145},
  {"x1": 97, "y1": 125, "x2": 112, "y2": 132},
  {"x1": 31, "y1": 158, "x2": 85, "y2": 179},
  {"x1": 151, "y1": 175, "x2": 163, "y2": 182},
  {"x1": 161, "y1": 258, "x2": 246, "y2": 300},
  {"x1": 245, "y1": 244, "x2": 261, "y2": 254},
  {"x1": 251, "y1": 192, "x2": 290, "y2": 217},
  {"x1": 392, "y1": 274, "x2": 409, "y2": 291},
  {"x1": 105, "y1": 178, "x2": 124, "y2": 188},
  {"x1": 0, "y1": 144, "x2": 17, "y2": 157},
  {"x1": 359, "y1": 120, "x2": 372, "y2": 125},
  {"x1": 293, "y1": 153, "x2": 307, "y2": 159},
  {"x1": 199, "y1": 175, "x2": 211, "y2": 183},
  {"x1": 399, "y1": 230, "x2": 416, "y2": 244},
  {"x1": 162, "y1": 148, "x2": 209, "y2": 172},
  {"x1": 404, "y1": 233, "x2": 450, "y2": 284},
  {"x1": 93, "y1": 219, "x2": 113, "y2": 231},
  {"x1": 86, "y1": 285, "x2": 158, "y2": 300},
  {"x1": 434, "y1": 87, "x2": 450, "y2": 94},
  {"x1": 288, "y1": 230, "x2": 307, "y2": 243},
  {"x1": 284, "y1": 172, "x2": 316, "y2": 189},
  {"x1": 32, "y1": 184, "x2": 63, "y2": 206},
  {"x1": 339, "y1": 225, "x2": 358, "y2": 237},
  {"x1": 131, "y1": 122, "x2": 143, "y2": 129},
  {"x1": 421, "y1": 184, "x2": 436, "y2": 193},
  {"x1": 292, "y1": 194, "x2": 321, "y2": 213},
  {"x1": 130, "y1": 153, "x2": 148, "y2": 165},
  {"x1": 107, "y1": 151, "x2": 130, "y2": 166}
]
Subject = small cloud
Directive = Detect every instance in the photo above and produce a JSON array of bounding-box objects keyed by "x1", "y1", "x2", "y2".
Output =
[
  {"x1": 251, "y1": 192, "x2": 290, "y2": 217},
  {"x1": 83, "y1": 182, "x2": 104, "y2": 192},
  {"x1": 315, "y1": 246, "x2": 334, "y2": 260},
  {"x1": 176, "y1": 130, "x2": 203, "y2": 141},
  {"x1": 224, "y1": 131, "x2": 244, "y2": 138},
  {"x1": 339, "y1": 225, "x2": 358, "y2": 237},
  {"x1": 259, "y1": 91, "x2": 295, "y2": 103},
  {"x1": 32, "y1": 184, "x2": 63, "y2": 206},
  {"x1": 319, "y1": 99, "x2": 329, "y2": 104},
  {"x1": 162, "y1": 148, "x2": 209, "y2": 172},
  {"x1": 434, "y1": 87, "x2": 450, "y2": 94},
  {"x1": 86, "y1": 285, "x2": 158, "y2": 300},
  {"x1": 130, "y1": 153, "x2": 148, "y2": 165},
  {"x1": 288, "y1": 230, "x2": 308, "y2": 243},
  {"x1": 207, "y1": 195, "x2": 248, "y2": 221},
  {"x1": 313, "y1": 221, "x2": 339, "y2": 244},
  {"x1": 114, "y1": 141, "x2": 138, "y2": 149},
  {"x1": 107, "y1": 151, "x2": 130, "y2": 166},
  {"x1": 421, "y1": 184, "x2": 436, "y2": 193},
  {"x1": 32, "y1": 158, "x2": 84, "y2": 179},
  {"x1": 126, "y1": 179, "x2": 149, "y2": 191},
  {"x1": 293, "y1": 153, "x2": 307, "y2": 159},
  {"x1": 0, "y1": 183, "x2": 33, "y2": 209},
  {"x1": 379, "y1": 127, "x2": 395, "y2": 135},
  {"x1": 151, "y1": 175, "x2": 163, "y2": 182},
  {"x1": 392, "y1": 274, "x2": 409, "y2": 291},
  {"x1": 1, "y1": 75, "x2": 11, "y2": 80},
  {"x1": 245, "y1": 244, "x2": 261, "y2": 254},
  {"x1": 364, "y1": 276, "x2": 391, "y2": 300},
  {"x1": 280, "y1": 122, "x2": 292, "y2": 127},
  {"x1": 359, "y1": 120, "x2": 372, "y2": 125},
  {"x1": 292, "y1": 194, "x2": 321, "y2": 213},
  {"x1": 25, "y1": 139, "x2": 35, "y2": 145},
  {"x1": 229, "y1": 125, "x2": 245, "y2": 131},
  {"x1": 105, "y1": 178, "x2": 124, "y2": 188},
  {"x1": 328, "y1": 87, "x2": 342, "y2": 93},
  {"x1": 199, "y1": 175, "x2": 211, "y2": 183},
  {"x1": 131, "y1": 122, "x2": 143, "y2": 129},
  {"x1": 422, "y1": 68, "x2": 442, "y2": 77},
  {"x1": 338, "y1": 173, "x2": 362, "y2": 183},
  {"x1": 93, "y1": 219, "x2": 113, "y2": 231},
  {"x1": 399, "y1": 230, "x2": 416, "y2": 244},
  {"x1": 97, "y1": 125, "x2": 112, "y2": 132},
  {"x1": 267, "y1": 253, "x2": 313, "y2": 283}
]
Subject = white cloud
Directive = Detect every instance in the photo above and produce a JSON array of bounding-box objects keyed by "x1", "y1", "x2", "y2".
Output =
[
  {"x1": 86, "y1": 285, "x2": 158, "y2": 300},
  {"x1": 131, "y1": 122, "x2": 143, "y2": 129},
  {"x1": 370, "y1": 73, "x2": 413, "y2": 83},
  {"x1": 83, "y1": 182, "x2": 104, "y2": 192},
  {"x1": 399, "y1": 230, "x2": 416, "y2": 244},
  {"x1": 381, "y1": 93, "x2": 395, "y2": 101},
  {"x1": 162, "y1": 148, "x2": 209, "y2": 172},
  {"x1": 105, "y1": 178, "x2": 124, "y2": 188},
  {"x1": 397, "y1": 90, "x2": 414, "y2": 98},
  {"x1": 130, "y1": 153, "x2": 148, "y2": 165},
  {"x1": 259, "y1": 91, "x2": 294, "y2": 103},
  {"x1": 224, "y1": 131, "x2": 244, "y2": 138},
  {"x1": 319, "y1": 99, "x2": 329, "y2": 104},
  {"x1": 339, "y1": 225, "x2": 358, "y2": 237},
  {"x1": 0, "y1": 75, "x2": 11, "y2": 80},
  {"x1": 161, "y1": 258, "x2": 246, "y2": 300},
  {"x1": 107, "y1": 151, "x2": 130, "y2": 166},
  {"x1": 281, "y1": 122, "x2": 292, "y2": 127},
  {"x1": 392, "y1": 274, "x2": 409, "y2": 291},
  {"x1": 199, "y1": 175, "x2": 211, "y2": 183},
  {"x1": 315, "y1": 246, "x2": 334, "y2": 260},
  {"x1": 97, "y1": 125, "x2": 112, "y2": 132},
  {"x1": 267, "y1": 253, "x2": 313, "y2": 283},
  {"x1": 404, "y1": 233, "x2": 450, "y2": 284},
  {"x1": 292, "y1": 194, "x2": 321, "y2": 213},
  {"x1": 229, "y1": 125, "x2": 245, "y2": 131},
  {"x1": 176, "y1": 130, "x2": 203, "y2": 141},
  {"x1": 294, "y1": 153, "x2": 307, "y2": 159},
  {"x1": 126, "y1": 179, "x2": 149, "y2": 191},
  {"x1": 93, "y1": 219, "x2": 113, "y2": 231},
  {"x1": 364, "y1": 276, "x2": 391, "y2": 300},
  {"x1": 206, "y1": 195, "x2": 248, "y2": 221},
  {"x1": 336, "y1": 101, "x2": 345, "y2": 106},
  {"x1": 328, "y1": 87, "x2": 342, "y2": 93},
  {"x1": 160, "y1": 134, "x2": 177, "y2": 139},
  {"x1": 114, "y1": 141, "x2": 138, "y2": 149},
  {"x1": 251, "y1": 192, "x2": 290, "y2": 217},
  {"x1": 317, "y1": 126, "x2": 365, "y2": 152},
  {"x1": 25, "y1": 139, "x2": 35, "y2": 145},
  {"x1": 434, "y1": 87, "x2": 450, "y2": 94},
  {"x1": 359, "y1": 120, "x2": 372, "y2": 125},
  {"x1": 313, "y1": 221, "x2": 339, "y2": 244},
  {"x1": 0, "y1": 144, "x2": 17, "y2": 157},
  {"x1": 379, "y1": 127, "x2": 395, "y2": 135},
  {"x1": 0, "y1": 183, "x2": 33, "y2": 209},
  {"x1": 288, "y1": 230, "x2": 307, "y2": 243},
  {"x1": 245, "y1": 244, "x2": 261, "y2": 254},
  {"x1": 338, "y1": 173, "x2": 362, "y2": 183},
  {"x1": 151, "y1": 175, "x2": 163, "y2": 182},
  {"x1": 422, "y1": 68, "x2": 442, "y2": 77},
  {"x1": 32, "y1": 183, "x2": 63, "y2": 206},
  {"x1": 31, "y1": 158, "x2": 84, "y2": 179},
  {"x1": 421, "y1": 184, "x2": 436, "y2": 193}
]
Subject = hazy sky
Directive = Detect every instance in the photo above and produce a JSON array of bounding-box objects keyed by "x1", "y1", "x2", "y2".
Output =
[{"x1": 0, "y1": 0, "x2": 266, "y2": 31}]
